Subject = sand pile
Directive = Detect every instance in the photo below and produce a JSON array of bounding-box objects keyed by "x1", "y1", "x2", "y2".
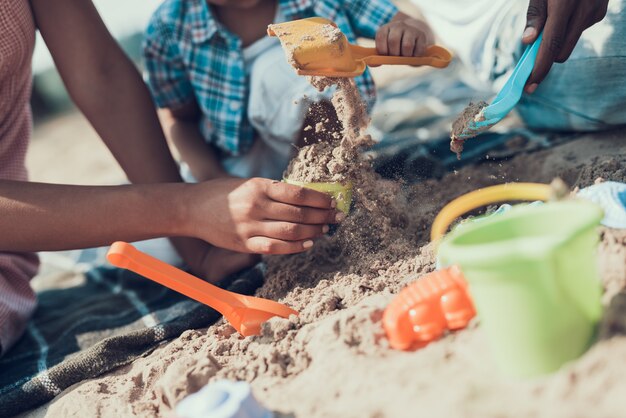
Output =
[
  {"x1": 29, "y1": 132, "x2": 626, "y2": 418},
  {"x1": 26, "y1": 73, "x2": 626, "y2": 418}
]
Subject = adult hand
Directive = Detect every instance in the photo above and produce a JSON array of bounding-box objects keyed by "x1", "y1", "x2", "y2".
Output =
[
  {"x1": 184, "y1": 177, "x2": 342, "y2": 255},
  {"x1": 376, "y1": 12, "x2": 435, "y2": 58},
  {"x1": 523, "y1": 0, "x2": 609, "y2": 93}
]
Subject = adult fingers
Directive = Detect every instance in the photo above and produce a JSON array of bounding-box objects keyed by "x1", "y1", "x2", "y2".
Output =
[
  {"x1": 556, "y1": 26, "x2": 582, "y2": 62},
  {"x1": 593, "y1": 0, "x2": 609, "y2": 23},
  {"x1": 258, "y1": 221, "x2": 328, "y2": 242},
  {"x1": 376, "y1": 26, "x2": 390, "y2": 55},
  {"x1": 557, "y1": 0, "x2": 609, "y2": 62},
  {"x1": 264, "y1": 201, "x2": 341, "y2": 225},
  {"x1": 387, "y1": 26, "x2": 404, "y2": 56},
  {"x1": 523, "y1": 0, "x2": 548, "y2": 44},
  {"x1": 246, "y1": 237, "x2": 315, "y2": 255},
  {"x1": 526, "y1": 3, "x2": 573, "y2": 89},
  {"x1": 266, "y1": 181, "x2": 335, "y2": 209}
]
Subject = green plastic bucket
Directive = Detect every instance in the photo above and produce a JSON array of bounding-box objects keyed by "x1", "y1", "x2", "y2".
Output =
[{"x1": 438, "y1": 200, "x2": 604, "y2": 377}]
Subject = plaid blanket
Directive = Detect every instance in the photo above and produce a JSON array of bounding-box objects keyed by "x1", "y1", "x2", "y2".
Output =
[{"x1": 0, "y1": 264, "x2": 264, "y2": 417}]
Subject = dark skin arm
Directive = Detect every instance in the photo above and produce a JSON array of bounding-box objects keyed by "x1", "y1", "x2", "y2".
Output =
[
  {"x1": 23, "y1": 0, "x2": 339, "y2": 280},
  {"x1": 30, "y1": 0, "x2": 228, "y2": 277},
  {"x1": 31, "y1": 0, "x2": 182, "y2": 185},
  {"x1": 0, "y1": 178, "x2": 338, "y2": 254},
  {"x1": 522, "y1": 0, "x2": 609, "y2": 93}
]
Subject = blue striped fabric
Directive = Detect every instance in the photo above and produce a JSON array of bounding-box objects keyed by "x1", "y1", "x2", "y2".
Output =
[{"x1": 0, "y1": 264, "x2": 265, "y2": 417}]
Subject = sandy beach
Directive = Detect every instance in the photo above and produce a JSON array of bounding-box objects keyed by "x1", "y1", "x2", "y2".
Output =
[
  {"x1": 5, "y1": 0, "x2": 623, "y2": 414},
  {"x1": 20, "y1": 97, "x2": 626, "y2": 417}
]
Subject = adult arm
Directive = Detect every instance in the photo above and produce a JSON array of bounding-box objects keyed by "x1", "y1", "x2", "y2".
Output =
[
  {"x1": 522, "y1": 0, "x2": 609, "y2": 93},
  {"x1": 30, "y1": 0, "x2": 181, "y2": 184},
  {"x1": 0, "y1": 181, "x2": 185, "y2": 252},
  {"x1": 30, "y1": 0, "x2": 224, "y2": 275},
  {"x1": 0, "y1": 178, "x2": 339, "y2": 254}
]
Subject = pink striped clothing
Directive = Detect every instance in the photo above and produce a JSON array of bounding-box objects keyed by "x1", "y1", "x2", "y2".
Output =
[{"x1": 0, "y1": 0, "x2": 39, "y2": 355}]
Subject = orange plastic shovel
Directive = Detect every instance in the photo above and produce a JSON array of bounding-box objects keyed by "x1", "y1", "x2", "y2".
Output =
[
  {"x1": 268, "y1": 17, "x2": 452, "y2": 77},
  {"x1": 106, "y1": 242, "x2": 298, "y2": 337}
]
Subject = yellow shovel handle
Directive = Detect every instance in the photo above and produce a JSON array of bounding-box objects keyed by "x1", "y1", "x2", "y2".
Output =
[
  {"x1": 430, "y1": 183, "x2": 553, "y2": 242},
  {"x1": 351, "y1": 45, "x2": 452, "y2": 69}
]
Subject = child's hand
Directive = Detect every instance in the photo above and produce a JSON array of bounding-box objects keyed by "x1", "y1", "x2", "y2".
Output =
[
  {"x1": 376, "y1": 12, "x2": 435, "y2": 58},
  {"x1": 172, "y1": 237, "x2": 259, "y2": 284},
  {"x1": 184, "y1": 177, "x2": 342, "y2": 255}
]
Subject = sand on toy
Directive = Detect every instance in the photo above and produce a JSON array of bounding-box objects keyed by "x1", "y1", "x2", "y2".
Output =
[{"x1": 450, "y1": 101, "x2": 489, "y2": 158}]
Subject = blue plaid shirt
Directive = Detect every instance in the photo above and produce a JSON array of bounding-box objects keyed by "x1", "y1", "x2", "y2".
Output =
[{"x1": 143, "y1": 0, "x2": 398, "y2": 156}]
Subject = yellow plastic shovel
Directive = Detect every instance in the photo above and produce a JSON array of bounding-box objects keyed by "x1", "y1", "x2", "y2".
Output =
[{"x1": 268, "y1": 17, "x2": 452, "y2": 77}]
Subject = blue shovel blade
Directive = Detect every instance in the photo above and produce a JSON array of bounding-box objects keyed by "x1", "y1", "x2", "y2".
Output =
[{"x1": 457, "y1": 32, "x2": 543, "y2": 139}]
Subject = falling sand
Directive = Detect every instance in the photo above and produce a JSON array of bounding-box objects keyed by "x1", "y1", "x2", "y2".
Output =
[
  {"x1": 285, "y1": 77, "x2": 372, "y2": 183},
  {"x1": 284, "y1": 76, "x2": 419, "y2": 272}
]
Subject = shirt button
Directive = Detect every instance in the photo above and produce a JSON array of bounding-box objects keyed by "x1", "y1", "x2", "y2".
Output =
[{"x1": 229, "y1": 101, "x2": 241, "y2": 111}]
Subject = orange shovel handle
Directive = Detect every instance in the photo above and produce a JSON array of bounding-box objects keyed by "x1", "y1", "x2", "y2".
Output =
[
  {"x1": 106, "y1": 242, "x2": 238, "y2": 315},
  {"x1": 351, "y1": 45, "x2": 452, "y2": 69}
]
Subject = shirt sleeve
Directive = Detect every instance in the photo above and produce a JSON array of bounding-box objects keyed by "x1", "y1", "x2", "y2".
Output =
[
  {"x1": 343, "y1": 0, "x2": 398, "y2": 39},
  {"x1": 142, "y1": 17, "x2": 194, "y2": 109}
]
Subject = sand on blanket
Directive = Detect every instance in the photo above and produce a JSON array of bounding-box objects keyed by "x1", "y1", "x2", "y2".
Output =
[
  {"x1": 21, "y1": 131, "x2": 626, "y2": 418},
  {"x1": 20, "y1": 69, "x2": 626, "y2": 418}
]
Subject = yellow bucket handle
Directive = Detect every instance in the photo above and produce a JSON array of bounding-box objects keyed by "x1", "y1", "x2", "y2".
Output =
[{"x1": 430, "y1": 183, "x2": 555, "y2": 242}]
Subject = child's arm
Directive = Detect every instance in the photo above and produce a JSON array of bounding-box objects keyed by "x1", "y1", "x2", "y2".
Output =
[
  {"x1": 141, "y1": 10, "x2": 230, "y2": 182},
  {"x1": 159, "y1": 101, "x2": 230, "y2": 182}
]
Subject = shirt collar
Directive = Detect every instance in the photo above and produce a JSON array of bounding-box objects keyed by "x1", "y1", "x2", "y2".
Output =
[
  {"x1": 278, "y1": 0, "x2": 315, "y2": 20},
  {"x1": 187, "y1": 0, "x2": 220, "y2": 44}
]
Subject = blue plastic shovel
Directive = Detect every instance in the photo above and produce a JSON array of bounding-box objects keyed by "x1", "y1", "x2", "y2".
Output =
[{"x1": 455, "y1": 32, "x2": 543, "y2": 140}]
